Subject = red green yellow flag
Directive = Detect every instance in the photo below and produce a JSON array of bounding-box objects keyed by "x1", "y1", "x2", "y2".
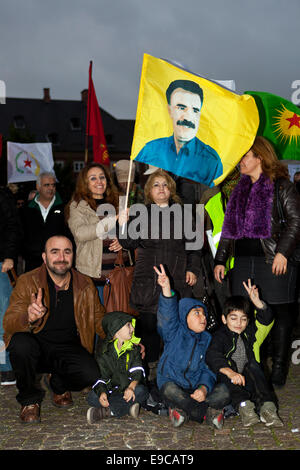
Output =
[{"x1": 245, "y1": 91, "x2": 300, "y2": 160}]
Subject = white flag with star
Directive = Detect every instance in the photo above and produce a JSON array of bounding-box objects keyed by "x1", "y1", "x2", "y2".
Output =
[{"x1": 7, "y1": 142, "x2": 54, "y2": 183}]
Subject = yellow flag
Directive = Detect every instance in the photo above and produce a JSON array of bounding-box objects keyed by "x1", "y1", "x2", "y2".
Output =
[{"x1": 131, "y1": 54, "x2": 259, "y2": 187}]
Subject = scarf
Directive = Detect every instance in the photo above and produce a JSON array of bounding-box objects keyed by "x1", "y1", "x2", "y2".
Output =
[
  {"x1": 221, "y1": 167, "x2": 241, "y2": 201},
  {"x1": 221, "y1": 173, "x2": 274, "y2": 239}
]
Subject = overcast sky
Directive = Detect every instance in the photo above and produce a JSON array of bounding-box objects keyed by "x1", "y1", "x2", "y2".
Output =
[{"x1": 1, "y1": 0, "x2": 299, "y2": 119}]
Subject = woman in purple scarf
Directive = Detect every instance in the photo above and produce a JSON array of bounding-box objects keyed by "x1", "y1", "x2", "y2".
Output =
[{"x1": 214, "y1": 136, "x2": 300, "y2": 388}]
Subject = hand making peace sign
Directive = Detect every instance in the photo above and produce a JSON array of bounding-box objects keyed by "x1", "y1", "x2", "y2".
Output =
[
  {"x1": 28, "y1": 288, "x2": 47, "y2": 324},
  {"x1": 153, "y1": 264, "x2": 172, "y2": 297},
  {"x1": 242, "y1": 278, "x2": 264, "y2": 310}
]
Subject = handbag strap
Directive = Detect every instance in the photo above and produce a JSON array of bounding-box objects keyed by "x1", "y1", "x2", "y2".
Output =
[
  {"x1": 7, "y1": 268, "x2": 18, "y2": 287},
  {"x1": 114, "y1": 249, "x2": 125, "y2": 266}
]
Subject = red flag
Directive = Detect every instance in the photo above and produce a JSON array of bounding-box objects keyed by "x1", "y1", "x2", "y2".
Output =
[{"x1": 86, "y1": 61, "x2": 110, "y2": 165}]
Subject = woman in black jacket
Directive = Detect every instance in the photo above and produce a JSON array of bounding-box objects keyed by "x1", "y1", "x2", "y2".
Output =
[
  {"x1": 118, "y1": 169, "x2": 201, "y2": 380},
  {"x1": 214, "y1": 136, "x2": 300, "y2": 388}
]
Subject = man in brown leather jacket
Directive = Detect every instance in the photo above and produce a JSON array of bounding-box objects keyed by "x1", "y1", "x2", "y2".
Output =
[{"x1": 3, "y1": 235, "x2": 106, "y2": 424}]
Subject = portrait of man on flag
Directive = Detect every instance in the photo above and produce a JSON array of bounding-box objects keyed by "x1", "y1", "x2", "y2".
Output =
[
  {"x1": 136, "y1": 78, "x2": 223, "y2": 187},
  {"x1": 131, "y1": 54, "x2": 260, "y2": 188}
]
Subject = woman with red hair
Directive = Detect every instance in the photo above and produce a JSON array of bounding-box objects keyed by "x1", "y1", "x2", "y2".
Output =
[{"x1": 214, "y1": 136, "x2": 300, "y2": 388}]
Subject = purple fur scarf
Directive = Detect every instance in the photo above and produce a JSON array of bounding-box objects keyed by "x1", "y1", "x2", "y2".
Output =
[{"x1": 221, "y1": 173, "x2": 274, "y2": 239}]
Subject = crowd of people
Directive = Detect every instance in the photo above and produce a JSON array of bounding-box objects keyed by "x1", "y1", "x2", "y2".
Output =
[{"x1": 1, "y1": 137, "x2": 300, "y2": 432}]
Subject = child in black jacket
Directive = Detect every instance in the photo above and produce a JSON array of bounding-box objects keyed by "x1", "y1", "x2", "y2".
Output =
[
  {"x1": 206, "y1": 279, "x2": 283, "y2": 427},
  {"x1": 86, "y1": 311, "x2": 148, "y2": 424}
]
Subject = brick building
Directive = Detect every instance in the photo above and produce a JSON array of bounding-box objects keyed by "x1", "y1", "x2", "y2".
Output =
[{"x1": 0, "y1": 87, "x2": 135, "y2": 176}]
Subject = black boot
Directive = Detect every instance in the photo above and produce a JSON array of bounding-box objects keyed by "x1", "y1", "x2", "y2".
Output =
[{"x1": 270, "y1": 304, "x2": 294, "y2": 388}]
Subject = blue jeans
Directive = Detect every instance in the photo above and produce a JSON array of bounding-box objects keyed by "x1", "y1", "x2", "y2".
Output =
[
  {"x1": 0, "y1": 263, "x2": 13, "y2": 372},
  {"x1": 160, "y1": 381, "x2": 231, "y2": 423},
  {"x1": 160, "y1": 382, "x2": 209, "y2": 423},
  {"x1": 87, "y1": 384, "x2": 149, "y2": 418}
]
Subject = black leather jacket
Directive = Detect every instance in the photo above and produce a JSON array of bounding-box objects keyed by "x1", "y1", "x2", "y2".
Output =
[{"x1": 215, "y1": 177, "x2": 300, "y2": 266}]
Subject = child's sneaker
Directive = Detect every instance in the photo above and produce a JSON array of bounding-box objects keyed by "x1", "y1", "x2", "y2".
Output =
[
  {"x1": 169, "y1": 407, "x2": 187, "y2": 427},
  {"x1": 259, "y1": 402, "x2": 283, "y2": 427},
  {"x1": 205, "y1": 407, "x2": 224, "y2": 430},
  {"x1": 86, "y1": 406, "x2": 111, "y2": 424},
  {"x1": 129, "y1": 403, "x2": 140, "y2": 418},
  {"x1": 238, "y1": 400, "x2": 260, "y2": 427}
]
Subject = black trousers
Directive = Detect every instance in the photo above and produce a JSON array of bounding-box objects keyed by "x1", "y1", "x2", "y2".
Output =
[
  {"x1": 210, "y1": 361, "x2": 274, "y2": 411},
  {"x1": 8, "y1": 332, "x2": 100, "y2": 406},
  {"x1": 231, "y1": 256, "x2": 298, "y2": 369}
]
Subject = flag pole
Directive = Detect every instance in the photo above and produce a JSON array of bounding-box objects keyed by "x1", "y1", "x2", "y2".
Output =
[
  {"x1": 121, "y1": 158, "x2": 133, "y2": 234},
  {"x1": 85, "y1": 61, "x2": 93, "y2": 165}
]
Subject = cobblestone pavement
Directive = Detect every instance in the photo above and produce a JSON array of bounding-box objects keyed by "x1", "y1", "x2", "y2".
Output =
[
  {"x1": 1, "y1": 356, "x2": 300, "y2": 454},
  {"x1": 2, "y1": 316, "x2": 300, "y2": 456}
]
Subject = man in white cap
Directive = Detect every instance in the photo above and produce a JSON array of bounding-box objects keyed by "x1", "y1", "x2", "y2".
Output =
[
  {"x1": 143, "y1": 165, "x2": 159, "y2": 176},
  {"x1": 115, "y1": 160, "x2": 144, "y2": 206}
]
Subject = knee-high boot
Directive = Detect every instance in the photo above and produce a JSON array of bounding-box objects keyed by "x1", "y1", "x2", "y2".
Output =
[{"x1": 270, "y1": 303, "x2": 295, "y2": 388}]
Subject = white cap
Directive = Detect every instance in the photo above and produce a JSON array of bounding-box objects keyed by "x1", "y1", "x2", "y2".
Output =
[
  {"x1": 143, "y1": 164, "x2": 159, "y2": 175},
  {"x1": 115, "y1": 160, "x2": 135, "y2": 183}
]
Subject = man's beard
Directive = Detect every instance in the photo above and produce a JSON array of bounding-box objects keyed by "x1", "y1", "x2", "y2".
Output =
[{"x1": 46, "y1": 260, "x2": 71, "y2": 277}]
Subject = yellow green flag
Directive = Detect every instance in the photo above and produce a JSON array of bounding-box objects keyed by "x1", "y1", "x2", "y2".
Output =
[
  {"x1": 245, "y1": 91, "x2": 300, "y2": 160},
  {"x1": 131, "y1": 54, "x2": 259, "y2": 187}
]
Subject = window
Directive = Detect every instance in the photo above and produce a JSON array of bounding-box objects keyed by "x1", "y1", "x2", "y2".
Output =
[
  {"x1": 105, "y1": 134, "x2": 113, "y2": 145},
  {"x1": 13, "y1": 115, "x2": 25, "y2": 129},
  {"x1": 73, "y1": 161, "x2": 85, "y2": 173},
  {"x1": 47, "y1": 132, "x2": 60, "y2": 146},
  {"x1": 54, "y1": 160, "x2": 64, "y2": 169},
  {"x1": 70, "y1": 117, "x2": 81, "y2": 131}
]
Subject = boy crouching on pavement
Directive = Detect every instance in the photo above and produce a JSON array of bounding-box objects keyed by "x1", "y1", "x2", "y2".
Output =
[
  {"x1": 206, "y1": 279, "x2": 283, "y2": 428},
  {"x1": 86, "y1": 311, "x2": 148, "y2": 424},
  {"x1": 154, "y1": 264, "x2": 224, "y2": 429}
]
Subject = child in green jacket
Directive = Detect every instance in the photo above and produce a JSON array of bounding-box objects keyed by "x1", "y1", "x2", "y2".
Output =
[{"x1": 86, "y1": 311, "x2": 148, "y2": 424}]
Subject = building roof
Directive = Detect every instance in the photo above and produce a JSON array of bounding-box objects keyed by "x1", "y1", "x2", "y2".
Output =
[{"x1": 0, "y1": 89, "x2": 134, "y2": 156}]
